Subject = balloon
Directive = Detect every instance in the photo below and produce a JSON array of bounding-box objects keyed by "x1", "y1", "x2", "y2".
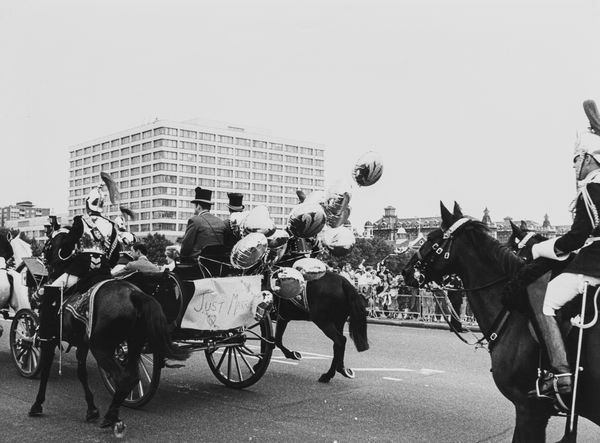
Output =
[
  {"x1": 229, "y1": 211, "x2": 249, "y2": 238},
  {"x1": 230, "y1": 233, "x2": 268, "y2": 270},
  {"x1": 321, "y1": 226, "x2": 355, "y2": 257},
  {"x1": 267, "y1": 229, "x2": 290, "y2": 249},
  {"x1": 270, "y1": 267, "x2": 305, "y2": 300},
  {"x1": 324, "y1": 182, "x2": 352, "y2": 228},
  {"x1": 241, "y1": 206, "x2": 276, "y2": 237},
  {"x1": 266, "y1": 244, "x2": 287, "y2": 264},
  {"x1": 293, "y1": 257, "x2": 327, "y2": 281},
  {"x1": 352, "y1": 151, "x2": 383, "y2": 186},
  {"x1": 287, "y1": 202, "x2": 327, "y2": 238},
  {"x1": 286, "y1": 237, "x2": 314, "y2": 256}
]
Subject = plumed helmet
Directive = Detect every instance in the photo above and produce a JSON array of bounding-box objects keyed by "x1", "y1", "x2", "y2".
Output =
[
  {"x1": 114, "y1": 215, "x2": 126, "y2": 231},
  {"x1": 85, "y1": 186, "x2": 106, "y2": 213},
  {"x1": 576, "y1": 100, "x2": 600, "y2": 163},
  {"x1": 270, "y1": 267, "x2": 305, "y2": 299},
  {"x1": 352, "y1": 151, "x2": 383, "y2": 187},
  {"x1": 293, "y1": 257, "x2": 327, "y2": 281},
  {"x1": 230, "y1": 232, "x2": 268, "y2": 270},
  {"x1": 287, "y1": 202, "x2": 327, "y2": 238},
  {"x1": 241, "y1": 205, "x2": 276, "y2": 237},
  {"x1": 320, "y1": 226, "x2": 355, "y2": 257}
]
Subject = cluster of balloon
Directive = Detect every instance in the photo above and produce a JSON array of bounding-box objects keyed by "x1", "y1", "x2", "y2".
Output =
[{"x1": 319, "y1": 225, "x2": 355, "y2": 257}]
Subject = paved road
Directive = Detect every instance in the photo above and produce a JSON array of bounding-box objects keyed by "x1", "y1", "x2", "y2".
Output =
[{"x1": 0, "y1": 318, "x2": 597, "y2": 442}]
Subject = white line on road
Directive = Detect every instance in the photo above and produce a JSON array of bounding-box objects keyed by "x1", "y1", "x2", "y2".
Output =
[
  {"x1": 269, "y1": 358, "x2": 299, "y2": 365},
  {"x1": 419, "y1": 368, "x2": 445, "y2": 375},
  {"x1": 352, "y1": 368, "x2": 415, "y2": 372},
  {"x1": 382, "y1": 377, "x2": 404, "y2": 381}
]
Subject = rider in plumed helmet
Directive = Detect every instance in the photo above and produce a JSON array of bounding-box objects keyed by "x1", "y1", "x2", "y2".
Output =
[
  {"x1": 45, "y1": 183, "x2": 121, "y2": 293},
  {"x1": 528, "y1": 100, "x2": 600, "y2": 402}
]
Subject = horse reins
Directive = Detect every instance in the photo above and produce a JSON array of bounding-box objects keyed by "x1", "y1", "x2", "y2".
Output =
[{"x1": 413, "y1": 218, "x2": 512, "y2": 350}]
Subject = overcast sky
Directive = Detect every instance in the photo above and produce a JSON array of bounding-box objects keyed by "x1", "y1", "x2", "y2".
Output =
[{"x1": 2, "y1": 0, "x2": 600, "y2": 228}]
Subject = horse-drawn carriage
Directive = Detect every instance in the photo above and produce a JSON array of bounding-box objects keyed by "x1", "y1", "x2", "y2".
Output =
[
  {"x1": 3, "y1": 257, "x2": 47, "y2": 378},
  {"x1": 5, "y1": 253, "x2": 275, "y2": 408}
]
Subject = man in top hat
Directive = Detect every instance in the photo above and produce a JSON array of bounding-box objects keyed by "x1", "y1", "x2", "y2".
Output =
[{"x1": 180, "y1": 187, "x2": 228, "y2": 277}]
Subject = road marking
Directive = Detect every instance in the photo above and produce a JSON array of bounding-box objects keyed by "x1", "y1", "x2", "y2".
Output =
[
  {"x1": 269, "y1": 358, "x2": 299, "y2": 365},
  {"x1": 419, "y1": 368, "x2": 445, "y2": 375},
  {"x1": 383, "y1": 377, "x2": 403, "y2": 382},
  {"x1": 352, "y1": 368, "x2": 415, "y2": 372}
]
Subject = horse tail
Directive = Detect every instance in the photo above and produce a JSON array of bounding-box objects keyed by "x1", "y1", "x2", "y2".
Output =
[
  {"x1": 132, "y1": 290, "x2": 190, "y2": 361},
  {"x1": 343, "y1": 276, "x2": 369, "y2": 352}
]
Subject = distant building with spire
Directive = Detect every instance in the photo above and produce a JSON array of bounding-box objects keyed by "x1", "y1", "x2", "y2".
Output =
[{"x1": 364, "y1": 205, "x2": 564, "y2": 250}]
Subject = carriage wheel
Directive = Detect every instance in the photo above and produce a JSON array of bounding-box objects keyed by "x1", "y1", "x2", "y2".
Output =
[
  {"x1": 98, "y1": 342, "x2": 162, "y2": 409},
  {"x1": 9, "y1": 309, "x2": 41, "y2": 378},
  {"x1": 205, "y1": 313, "x2": 274, "y2": 389}
]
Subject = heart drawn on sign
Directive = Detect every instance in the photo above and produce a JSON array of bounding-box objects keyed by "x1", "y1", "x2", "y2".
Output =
[{"x1": 207, "y1": 315, "x2": 217, "y2": 327}]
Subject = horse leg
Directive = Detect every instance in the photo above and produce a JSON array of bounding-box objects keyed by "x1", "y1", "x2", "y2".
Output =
[
  {"x1": 315, "y1": 321, "x2": 347, "y2": 383},
  {"x1": 92, "y1": 345, "x2": 137, "y2": 433},
  {"x1": 274, "y1": 318, "x2": 302, "y2": 360},
  {"x1": 511, "y1": 404, "x2": 550, "y2": 443},
  {"x1": 333, "y1": 319, "x2": 355, "y2": 379},
  {"x1": 29, "y1": 340, "x2": 56, "y2": 416},
  {"x1": 75, "y1": 345, "x2": 100, "y2": 422}
]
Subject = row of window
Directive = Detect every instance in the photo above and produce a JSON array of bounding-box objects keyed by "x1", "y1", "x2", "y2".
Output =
[
  {"x1": 71, "y1": 128, "x2": 325, "y2": 159},
  {"x1": 70, "y1": 143, "x2": 325, "y2": 168},
  {"x1": 69, "y1": 174, "x2": 324, "y2": 189}
]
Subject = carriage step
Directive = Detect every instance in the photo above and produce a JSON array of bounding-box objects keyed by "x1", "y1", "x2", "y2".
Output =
[{"x1": 164, "y1": 363, "x2": 185, "y2": 369}]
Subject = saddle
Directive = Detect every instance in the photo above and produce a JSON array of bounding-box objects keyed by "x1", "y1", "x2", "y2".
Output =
[{"x1": 117, "y1": 270, "x2": 184, "y2": 327}]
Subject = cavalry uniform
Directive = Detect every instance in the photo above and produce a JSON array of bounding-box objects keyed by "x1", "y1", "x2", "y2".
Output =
[
  {"x1": 48, "y1": 186, "x2": 120, "y2": 290},
  {"x1": 530, "y1": 101, "x2": 600, "y2": 400}
]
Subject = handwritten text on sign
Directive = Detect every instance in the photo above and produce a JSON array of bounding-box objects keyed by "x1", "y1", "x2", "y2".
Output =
[{"x1": 181, "y1": 275, "x2": 262, "y2": 330}]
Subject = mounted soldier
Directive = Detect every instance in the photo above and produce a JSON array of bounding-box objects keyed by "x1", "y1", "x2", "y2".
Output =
[
  {"x1": 42, "y1": 183, "x2": 120, "y2": 300},
  {"x1": 529, "y1": 99, "x2": 600, "y2": 401}
]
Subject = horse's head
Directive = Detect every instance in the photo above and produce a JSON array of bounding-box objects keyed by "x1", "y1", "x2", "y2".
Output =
[
  {"x1": 505, "y1": 220, "x2": 547, "y2": 262},
  {"x1": 0, "y1": 230, "x2": 14, "y2": 261},
  {"x1": 402, "y1": 201, "x2": 470, "y2": 287}
]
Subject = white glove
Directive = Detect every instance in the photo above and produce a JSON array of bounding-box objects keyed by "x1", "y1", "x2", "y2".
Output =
[{"x1": 531, "y1": 238, "x2": 569, "y2": 261}]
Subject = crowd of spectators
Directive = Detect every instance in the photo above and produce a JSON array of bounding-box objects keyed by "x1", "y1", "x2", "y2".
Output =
[{"x1": 333, "y1": 261, "x2": 474, "y2": 324}]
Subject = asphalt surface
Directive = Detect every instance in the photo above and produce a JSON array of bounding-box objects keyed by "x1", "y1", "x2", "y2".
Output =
[{"x1": 0, "y1": 318, "x2": 597, "y2": 442}]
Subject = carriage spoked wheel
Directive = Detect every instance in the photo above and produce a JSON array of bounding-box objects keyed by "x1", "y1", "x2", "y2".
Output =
[
  {"x1": 9, "y1": 309, "x2": 41, "y2": 378},
  {"x1": 98, "y1": 342, "x2": 161, "y2": 408},
  {"x1": 205, "y1": 313, "x2": 274, "y2": 389}
]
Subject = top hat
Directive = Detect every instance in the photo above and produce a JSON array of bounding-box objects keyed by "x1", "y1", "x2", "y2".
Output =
[
  {"x1": 191, "y1": 187, "x2": 214, "y2": 205},
  {"x1": 227, "y1": 192, "x2": 244, "y2": 211}
]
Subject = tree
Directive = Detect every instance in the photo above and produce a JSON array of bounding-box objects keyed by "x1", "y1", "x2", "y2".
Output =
[
  {"x1": 322, "y1": 236, "x2": 397, "y2": 270},
  {"x1": 142, "y1": 233, "x2": 173, "y2": 265}
]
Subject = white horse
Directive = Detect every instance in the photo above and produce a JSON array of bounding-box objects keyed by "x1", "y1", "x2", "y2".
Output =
[{"x1": 0, "y1": 236, "x2": 32, "y2": 312}]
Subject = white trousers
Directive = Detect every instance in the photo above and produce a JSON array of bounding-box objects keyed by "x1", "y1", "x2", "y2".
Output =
[{"x1": 543, "y1": 272, "x2": 600, "y2": 315}]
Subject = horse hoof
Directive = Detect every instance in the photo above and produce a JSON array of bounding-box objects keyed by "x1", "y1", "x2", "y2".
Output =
[
  {"x1": 113, "y1": 421, "x2": 127, "y2": 439},
  {"x1": 318, "y1": 374, "x2": 332, "y2": 383},
  {"x1": 338, "y1": 368, "x2": 355, "y2": 379},
  {"x1": 291, "y1": 351, "x2": 302, "y2": 360},
  {"x1": 86, "y1": 408, "x2": 100, "y2": 422},
  {"x1": 28, "y1": 404, "x2": 43, "y2": 417}
]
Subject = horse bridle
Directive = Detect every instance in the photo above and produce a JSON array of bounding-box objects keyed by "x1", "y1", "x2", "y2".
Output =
[
  {"x1": 411, "y1": 217, "x2": 511, "y2": 348},
  {"x1": 412, "y1": 218, "x2": 470, "y2": 287}
]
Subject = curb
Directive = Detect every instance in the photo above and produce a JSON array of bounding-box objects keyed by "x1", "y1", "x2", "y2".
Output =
[{"x1": 367, "y1": 318, "x2": 481, "y2": 333}]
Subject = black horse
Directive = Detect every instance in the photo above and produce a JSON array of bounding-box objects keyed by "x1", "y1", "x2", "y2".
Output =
[
  {"x1": 30, "y1": 229, "x2": 189, "y2": 436},
  {"x1": 274, "y1": 270, "x2": 369, "y2": 382},
  {"x1": 402, "y1": 202, "x2": 600, "y2": 443}
]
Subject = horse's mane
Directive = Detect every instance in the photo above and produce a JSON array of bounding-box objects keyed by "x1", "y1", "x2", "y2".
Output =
[{"x1": 461, "y1": 220, "x2": 524, "y2": 277}]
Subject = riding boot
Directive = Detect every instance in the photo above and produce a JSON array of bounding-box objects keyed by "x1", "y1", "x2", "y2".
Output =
[
  {"x1": 38, "y1": 285, "x2": 62, "y2": 341},
  {"x1": 528, "y1": 313, "x2": 572, "y2": 398}
]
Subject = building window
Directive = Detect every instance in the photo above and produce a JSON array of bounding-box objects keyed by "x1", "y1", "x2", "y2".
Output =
[
  {"x1": 269, "y1": 174, "x2": 283, "y2": 183},
  {"x1": 131, "y1": 144, "x2": 141, "y2": 153},
  {"x1": 152, "y1": 210, "x2": 177, "y2": 219},
  {"x1": 180, "y1": 165, "x2": 197, "y2": 174},
  {"x1": 153, "y1": 199, "x2": 177, "y2": 207},
  {"x1": 199, "y1": 155, "x2": 215, "y2": 164},
  {"x1": 217, "y1": 157, "x2": 233, "y2": 166},
  {"x1": 199, "y1": 132, "x2": 216, "y2": 141},
  {"x1": 270, "y1": 164, "x2": 283, "y2": 172},
  {"x1": 121, "y1": 136, "x2": 131, "y2": 145},
  {"x1": 269, "y1": 153, "x2": 283, "y2": 162},
  {"x1": 253, "y1": 183, "x2": 267, "y2": 191},
  {"x1": 198, "y1": 143, "x2": 215, "y2": 153},
  {"x1": 132, "y1": 133, "x2": 141, "y2": 142},
  {"x1": 217, "y1": 146, "x2": 234, "y2": 155},
  {"x1": 180, "y1": 129, "x2": 196, "y2": 139},
  {"x1": 141, "y1": 177, "x2": 151, "y2": 185},
  {"x1": 285, "y1": 165, "x2": 298, "y2": 173},
  {"x1": 153, "y1": 174, "x2": 177, "y2": 184},
  {"x1": 236, "y1": 138, "x2": 251, "y2": 146},
  {"x1": 270, "y1": 143, "x2": 283, "y2": 151},
  {"x1": 199, "y1": 167, "x2": 215, "y2": 175},
  {"x1": 235, "y1": 148, "x2": 250, "y2": 157},
  {"x1": 253, "y1": 172, "x2": 267, "y2": 181},
  {"x1": 199, "y1": 178, "x2": 215, "y2": 187},
  {"x1": 235, "y1": 159, "x2": 251, "y2": 168},
  {"x1": 285, "y1": 155, "x2": 298, "y2": 164},
  {"x1": 142, "y1": 188, "x2": 151, "y2": 197},
  {"x1": 218, "y1": 135, "x2": 233, "y2": 144},
  {"x1": 269, "y1": 185, "x2": 283, "y2": 193},
  {"x1": 179, "y1": 176, "x2": 196, "y2": 185},
  {"x1": 235, "y1": 170, "x2": 250, "y2": 179},
  {"x1": 285, "y1": 145, "x2": 298, "y2": 153},
  {"x1": 121, "y1": 158, "x2": 130, "y2": 167},
  {"x1": 180, "y1": 153, "x2": 197, "y2": 162},
  {"x1": 153, "y1": 150, "x2": 178, "y2": 160},
  {"x1": 111, "y1": 139, "x2": 120, "y2": 147},
  {"x1": 218, "y1": 180, "x2": 233, "y2": 188},
  {"x1": 218, "y1": 169, "x2": 233, "y2": 178},
  {"x1": 236, "y1": 181, "x2": 250, "y2": 190},
  {"x1": 254, "y1": 194, "x2": 267, "y2": 202}
]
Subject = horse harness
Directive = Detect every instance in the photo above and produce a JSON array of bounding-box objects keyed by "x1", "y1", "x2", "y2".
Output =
[{"x1": 413, "y1": 217, "x2": 511, "y2": 350}]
